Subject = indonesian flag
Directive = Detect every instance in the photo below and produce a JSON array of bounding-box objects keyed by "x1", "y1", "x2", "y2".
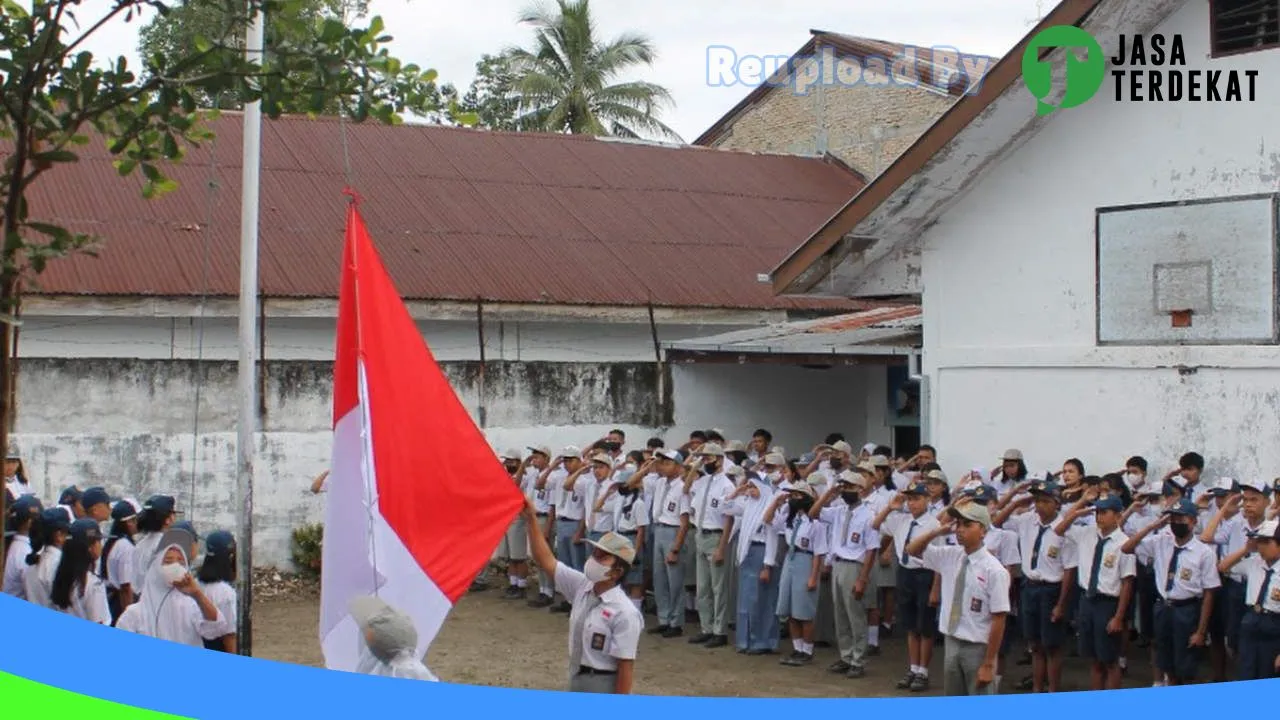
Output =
[{"x1": 319, "y1": 201, "x2": 525, "y2": 672}]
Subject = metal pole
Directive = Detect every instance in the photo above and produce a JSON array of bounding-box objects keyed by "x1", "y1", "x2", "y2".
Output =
[{"x1": 236, "y1": 3, "x2": 265, "y2": 658}]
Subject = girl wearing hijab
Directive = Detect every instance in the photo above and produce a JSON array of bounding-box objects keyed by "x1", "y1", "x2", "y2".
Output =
[
  {"x1": 3, "y1": 495, "x2": 42, "y2": 598},
  {"x1": 725, "y1": 467, "x2": 780, "y2": 655},
  {"x1": 116, "y1": 528, "x2": 229, "y2": 646},
  {"x1": 51, "y1": 519, "x2": 110, "y2": 624},
  {"x1": 196, "y1": 530, "x2": 238, "y2": 653},
  {"x1": 349, "y1": 595, "x2": 439, "y2": 681},
  {"x1": 101, "y1": 499, "x2": 141, "y2": 624},
  {"x1": 25, "y1": 507, "x2": 72, "y2": 608},
  {"x1": 131, "y1": 495, "x2": 178, "y2": 594}
]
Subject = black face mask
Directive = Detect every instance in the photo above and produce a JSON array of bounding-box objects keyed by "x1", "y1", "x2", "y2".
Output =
[
  {"x1": 829, "y1": 459, "x2": 845, "y2": 471},
  {"x1": 841, "y1": 492, "x2": 861, "y2": 505},
  {"x1": 617, "y1": 485, "x2": 636, "y2": 497},
  {"x1": 505, "y1": 464, "x2": 520, "y2": 475},
  {"x1": 788, "y1": 497, "x2": 812, "y2": 515},
  {"x1": 1170, "y1": 521, "x2": 1192, "y2": 540},
  {"x1": 704, "y1": 462, "x2": 719, "y2": 473}
]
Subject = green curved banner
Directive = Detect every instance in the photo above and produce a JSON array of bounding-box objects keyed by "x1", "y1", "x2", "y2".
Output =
[{"x1": 0, "y1": 671, "x2": 191, "y2": 718}]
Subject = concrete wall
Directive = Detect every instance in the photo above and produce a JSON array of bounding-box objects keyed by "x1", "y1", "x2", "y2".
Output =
[
  {"x1": 707, "y1": 50, "x2": 958, "y2": 178},
  {"x1": 918, "y1": 1, "x2": 1280, "y2": 480}
]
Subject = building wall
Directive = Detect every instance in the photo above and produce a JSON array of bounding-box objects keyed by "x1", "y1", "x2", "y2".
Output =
[
  {"x1": 708, "y1": 51, "x2": 958, "y2": 177},
  {"x1": 918, "y1": 2, "x2": 1280, "y2": 480},
  {"x1": 12, "y1": 308, "x2": 891, "y2": 567}
]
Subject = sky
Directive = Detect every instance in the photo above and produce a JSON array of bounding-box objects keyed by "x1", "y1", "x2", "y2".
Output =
[{"x1": 75, "y1": 0, "x2": 1051, "y2": 142}]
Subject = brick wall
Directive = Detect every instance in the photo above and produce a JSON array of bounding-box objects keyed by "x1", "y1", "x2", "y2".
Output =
[{"x1": 709, "y1": 52, "x2": 958, "y2": 178}]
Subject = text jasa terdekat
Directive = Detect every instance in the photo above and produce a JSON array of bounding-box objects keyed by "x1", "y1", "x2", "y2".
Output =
[{"x1": 1111, "y1": 35, "x2": 1258, "y2": 102}]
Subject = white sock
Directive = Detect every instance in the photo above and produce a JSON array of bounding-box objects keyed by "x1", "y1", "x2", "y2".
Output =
[
  {"x1": 803, "y1": 641, "x2": 814, "y2": 655},
  {"x1": 541, "y1": 587, "x2": 554, "y2": 598},
  {"x1": 918, "y1": 666, "x2": 929, "y2": 678},
  {"x1": 1118, "y1": 656, "x2": 1127, "y2": 669},
  {"x1": 516, "y1": 578, "x2": 527, "y2": 588},
  {"x1": 792, "y1": 638, "x2": 803, "y2": 652},
  {"x1": 868, "y1": 626, "x2": 880, "y2": 646},
  {"x1": 508, "y1": 575, "x2": 518, "y2": 586}
]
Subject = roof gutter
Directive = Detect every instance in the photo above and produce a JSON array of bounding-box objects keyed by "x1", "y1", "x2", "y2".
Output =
[{"x1": 768, "y1": 0, "x2": 1105, "y2": 296}]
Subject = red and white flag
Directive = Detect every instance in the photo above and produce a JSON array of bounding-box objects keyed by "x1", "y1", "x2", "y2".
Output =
[{"x1": 319, "y1": 201, "x2": 525, "y2": 672}]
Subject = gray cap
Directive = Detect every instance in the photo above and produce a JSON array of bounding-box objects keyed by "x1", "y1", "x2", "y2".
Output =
[{"x1": 350, "y1": 595, "x2": 419, "y2": 662}]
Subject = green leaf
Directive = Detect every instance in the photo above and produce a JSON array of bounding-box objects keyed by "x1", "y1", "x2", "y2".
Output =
[
  {"x1": 193, "y1": 35, "x2": 212, "y2": 53},
  {"x1": 112, "y1": 159, "x2": 137, "y2": 176},
  {"x1": 31, "y1": 150, "x2": 78, "y2": 165},
  {"x1": 24, "y1": 223, "x2": 73, "y2": 244},
  {"x1": 141, "y1": 163, "x2": 162, "y2": 182}
]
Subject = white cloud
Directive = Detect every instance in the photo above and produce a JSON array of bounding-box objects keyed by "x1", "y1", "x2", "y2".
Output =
[{"x1": 76, "y1": 0, "x2": 1048, "y2": 142}]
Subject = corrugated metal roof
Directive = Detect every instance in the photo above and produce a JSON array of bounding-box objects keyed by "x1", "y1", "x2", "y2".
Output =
[
  {"x1": 664, "y1": 304, "x2": 921, "y2": 355},
  {"x1": 18, "y1": 114, "x2": 867, "y2": 311}
]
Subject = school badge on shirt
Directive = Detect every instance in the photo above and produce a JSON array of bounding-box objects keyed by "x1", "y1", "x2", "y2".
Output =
[
  {"x1": 970, "y1": 597, "x2": 983, "y2": 612},
  {"x1": 1103, "y1": 554, "x2": 1116, "y2": 569},
  {"x1": 590, "y1": 633, "x2": 606, "y2": 650},
  {"x1": 1179, "y1": 567, "x2": 1192, "y2": 582},
  {"x1": 850, "y1": 531, "x2": 861, "y2": 543},
  {"x1": 1047, "y1": 546, "x2": 1060, "y2": 559}
]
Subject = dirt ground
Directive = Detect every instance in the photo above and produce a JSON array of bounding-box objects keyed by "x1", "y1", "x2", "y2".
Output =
[{"x1": 252, "y1": 580, "x2": 1162, "y2": 697}]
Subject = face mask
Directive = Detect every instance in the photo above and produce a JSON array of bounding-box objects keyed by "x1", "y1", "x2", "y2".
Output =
[
  {"x1": 1169, "y1": 521, "x2": 1192, "y2": 540},
  {"x1": 703, "y1": 462, "x2": 719, "y2": 473},
  {"x1": 159, "y1": 562, "x2": 187, "y2": 585},
  {"x1": 583, "y1": 557, "x2": 613, "y2": 583},
  {"x1": 829, "y1": 459, "x2": 844, "y2": 471},
  {"x1": 788, "y1": 497, "x2": 811, "y2": 514},
  {"x1": 841, "y1": 491, "x2": 861, "y2": 505}
]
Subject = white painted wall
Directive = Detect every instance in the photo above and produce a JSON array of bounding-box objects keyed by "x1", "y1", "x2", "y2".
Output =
[{"x1": 919, "y1": 2, "x2": 1280, "y2": 480}]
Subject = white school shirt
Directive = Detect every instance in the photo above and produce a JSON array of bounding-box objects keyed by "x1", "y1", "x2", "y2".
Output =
[
  {"x1": 775, "y1": 511, "x2": 829, "y2": 556},
  {"x1": 1064, "y1": 525, "x2": 1136, "y2": 597},
  {"x1": 990, "y1": 473, "x2": 1021, "y2": 497},
  {"x1": 882, "y1": 512, "x2": 942, "y2": 570},
  {"x1": 1211, "y1": 515, "x2": 1263, "y2": 583},
  {"x1": 583, "y1": 478, "x2": 617, "y2": 534},
  {"x1": 556, "y1": 471, "x2": 587, "y2": 522},
  {"x1": 59, "y1": 574, "x2": 111, "y2": 624},
  {"x1": 817, "y1": 501, "x2": 880, "y2": 564},
  {"x1": 4, "y1": 478, "x2": 31, "y2": 499},
  {"x1": 528, "y1": 468, "x2": 553, "y2": 515},
  {"x1": 1239, "y1": 555, "x2": 1280, "y2": 613},
  {"x1": 1007, "y1": 511, "x2": 1066, "y2": 582},
  {"x1": 689, "y1": 473, "x2": 735, "y2": 532},
  {"x1": 24, "y1": 545, "x2": 61, "y2": 609},
  {"x1": 104, "y1": 538, "x2": 137, "y2": 590},
  {"x1": 1139, "y1": 534, "x2": 1221, "y2": 601},
  {"x1": 637, "y1": 471, "x2": 661, "y2": 523},
  {"x1": 985, "y1": 526, "x2": 1021, "y2": 568},
  {"x1": 922, "y1": 544, "x2": 1012, "y2": 644},
  {"x1": 554, "y1": 562, "x2": 642, "y2": 676},
  {"x1": 607, "y1": 494, "x2": 649, "y2": 535},
  {"x1": 653, "y1": 476, "x2": 691, "y2": 527},
  {"x1": 2, "y1": 535, "x2": 31, "y2": 598},
  {"x1": 1125, "y1": 504, "x2": 1168, "y2": 565},
  {"x1": 864, "y1": 485, "x2": 894, "y2": 516},
  {"x1": 724, "y1": 488, "x2": 780, "y2": 566},
  {"x1": 198, "y1": 580, "x2": 238, "y2": 640}
]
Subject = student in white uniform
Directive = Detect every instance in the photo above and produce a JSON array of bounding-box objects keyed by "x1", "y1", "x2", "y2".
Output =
[
  {"x1": 873, "y1": 479, "x2": 941, "y2": 692},
  {"x1": 522, "y1": 497, "x2": 643, "y2": 694},
  {"x1": 648, "y1": 449, "x2": 693, "y2": 638},
  {"x1": 25, "y1": 507, "x2": 72, "y2": 609},
  {"x1": 101, "y1": 499, "x2": 140, "y2": 624},
  {"x1": 810, "y1": 467, "x2": 879, "y2": 678},
  {"x1": 549, "y1": 447, "x2": 588, "y2": 583},
  {"x1": 50, "y1": 518, "x2": 110, "y2": 624},
  {"x1": 685, "y1": 443, "x2": 736, "y2": 649},
  {"x1": 766, "y1": 481, "x2": 827, "y2": 666},
  {"x1": 4, "y1": 449, "x2": 31, "y2": 500},
  {"x1": 496, "y1": 449, "x2": 532, "y2": 601},
  {"x1": 1121, "y1": 497, "x2": 1220, "y2": 686},
  {"x1": 3, "y1": 494, "x2": 41, "y2": 598},
  {"x1": 957, "y1": 482, "x2": 1022, "y2": 691},
  {"x1": 131, "y1": 494, "x2": 178, "y2": 594},
  {"x1": 866, "y1": 453, "x2": 898, "y2": 653},
  {"x1": 349, "y1": 595, "x2": 439, "y2": 681},
  {"x1": 724, "y1": 467, "x2": 779, "y2": 655},
  {"x1": 1056, "y1": 493, "x2": 1135, "y2": 689},
  {"x1": 596, "y1": 468, "x2": 647, "y2": 610},
  {"x1": 196, "y1": 530, "x2": 239, "y2": 653},
  {"x1": 79, "y1": 487, "x2": 113, "y2": 523},
  {"x1": 1200, "y1": 478, "x2": 1269, "y2": 675},
  {"x1": 905, "y1": 500, "x2": 1011, "y2": 696},
  {"x1": 1217, "y1": 518, "x2": 1280, "y2": 680},
  {"x1": 994, "y1": 478, "x2": 1070, "y2": 693},
  {"x1": 523, "y1": 446, "x2": 556, "y2": 608},
  {"x1": 580, "y1": 453, "x2": 619, "y2": 544},
  {"x1": 116, "y1": 528, "x2": 229, "y2": 646}
]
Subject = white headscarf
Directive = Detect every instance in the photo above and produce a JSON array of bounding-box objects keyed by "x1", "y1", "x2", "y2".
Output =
[
  {"x1": 117, "y1": 541, "x2": 228, "y2": 645},
  {"x1": 735, "y1": 475, "x2": 776, "y2": 565},
  {"x1": 351, "y1": 596, "x2": 438, "y2": 682}
]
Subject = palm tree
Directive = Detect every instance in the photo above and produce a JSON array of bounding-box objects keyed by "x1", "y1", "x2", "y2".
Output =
[{"x1": 504, "y1": 0, "x2": 681, "y2": 141}]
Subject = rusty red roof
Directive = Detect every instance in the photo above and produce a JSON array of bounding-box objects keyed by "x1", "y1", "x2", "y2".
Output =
[{"x1": 17, "y1": 113, "x2": 866, "y2": 311}]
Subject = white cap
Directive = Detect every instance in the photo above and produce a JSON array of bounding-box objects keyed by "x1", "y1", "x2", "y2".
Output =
[
  {"x1": 1239, "y1": 478, "x2": 1271, "y2": 494},
  {"x1": 561, "y1": 445, "x2": 582, "y2": 459}
]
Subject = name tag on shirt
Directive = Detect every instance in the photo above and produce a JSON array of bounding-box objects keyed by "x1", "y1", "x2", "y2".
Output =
[
  {"x1": 850, "y1": 531, "x2": 861, "y2": 543},
  {"x1": 1271, "y1": 588, "x2": 1280, "y2": 602},
  {"x1": 970, "y1": 597, "x2": 983, "y2": 612},
  {"x1": 710, "y1": 498, "x2": 719, "y2": 509},
  {"x1": 1103, "y1": 553, "x2": 1116, "y2": 569},
  {"x1": 1046, "y1": 546, "x2": 1059, "y2": 559},
  {"x1": 1179, "y1": 567, "x2": 1192, "y2": 582},
  {"x1": 800, "y1": 538, "x2": 810, "y2": 549},
  {"x1": 590, "y1": 633, "x2": 606, "y2": 650},
  {"x1": 667, "y1": 501, "x2": 676, "y2": 513}
]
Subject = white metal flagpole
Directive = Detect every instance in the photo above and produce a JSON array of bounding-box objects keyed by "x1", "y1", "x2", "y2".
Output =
[{"x1": 236, "y1": 2, "x2": 265, "y2": 657}]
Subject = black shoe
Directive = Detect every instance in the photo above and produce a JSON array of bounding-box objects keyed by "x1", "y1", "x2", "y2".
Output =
[
  {"x1": 661, "y1": 626, "x2": 684, "y2": 638},
  {"x1": 704, "y1": 635, "x2": 728, "y2": 648},
  {"x1": 866, "y1": 644, "x2": 881, "y2": 657},
  {"x1": 470, "y1": 579, "x2": 491, "y2": 592},
  {"x1": 647, "y1": 625, "x2": 670, "y2": 635},
  {"x1": 880, "y1": 624, "x2": 895, "y2": 639},
  {"x1": 685, "y1": 609, "x2": 699, "y2": 623},
  {"x1": 527, "y1": 595, "x2": 553, "y2": 608},
  {"x1": 845, "y1": 665, "x2": 866, "y2": 679},
  {"x1": 502, "y1": 586, "x2": 526, "y2": 599},
  {"x1": 795, "y1": 652, "x2": 814, "y2": 665},
  {"x1": 688, "y1": 632, "x2": 714, "y2": 645},
  {"x1": 827, "y1": 660, "x2": 852, "y2": 674},
  {"x1": 550, "y1": 601, "x2": 572, "y2": 614},
  {"x1": 745, "y1": 648, "x2": 772, "y2": 656},
  {"x1": 908, "y1": 674, "x2": 930, "y2": 692},
  {"x1": 896, "y1": 672, "x2": 917, "y2": 689},
  {"x1": 780, "y1": 651, "x2": 804, "y2": 666}
]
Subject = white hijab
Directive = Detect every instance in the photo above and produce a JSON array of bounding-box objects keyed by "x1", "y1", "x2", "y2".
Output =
[
  {"x1": 352, "y1": 596, "x2": 438, "y2": 682},
  {"x1": 735, "y1": 475, "x2": 776, "y2": 565},
  {"x1": 118, "y1": 541, "x2": 227, "y2": 645}
]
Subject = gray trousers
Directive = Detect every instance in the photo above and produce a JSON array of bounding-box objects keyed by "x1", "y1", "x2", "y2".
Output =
[
  {"x1": 726, "y1": 540, "x2": 739, "y2": 628},
  {"x1": 535, "y1": 515, "x2": 554, "y2": 595},
  {"x1": 832, "y1": 559, "x2": 871, "y2": 667},
  {"x1": 652, "y1": 524, "x2": 685, "y2": 628},
  {"x1": 694, "y1": 529, "x2": 730, "y2": 635},
  {"x1": 943, "y1": 636, "x2": 997, "y2": 696},
  {"x1": 569, "y1": 670, "x2": 617, "y2": 694}
]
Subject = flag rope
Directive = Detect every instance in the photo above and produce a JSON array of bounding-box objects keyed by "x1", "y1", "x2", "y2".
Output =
[{"x1": 187, "y1": 128, "x2": 220, "y2": 522}]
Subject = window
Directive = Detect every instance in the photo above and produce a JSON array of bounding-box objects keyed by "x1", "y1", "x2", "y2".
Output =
[{"x1": 1211, "y1": 0, "x2": 1280, "y2": 56}]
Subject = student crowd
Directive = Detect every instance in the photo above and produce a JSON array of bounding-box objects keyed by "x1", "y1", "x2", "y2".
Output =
[{"x1": 475, "y1": 428, "x2": 1280, "y2": 696}]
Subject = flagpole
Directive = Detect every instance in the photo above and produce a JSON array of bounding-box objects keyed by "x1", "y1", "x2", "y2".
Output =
[{"x1": 236, "y1": 2, "x2": 265, "y2": 657}]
